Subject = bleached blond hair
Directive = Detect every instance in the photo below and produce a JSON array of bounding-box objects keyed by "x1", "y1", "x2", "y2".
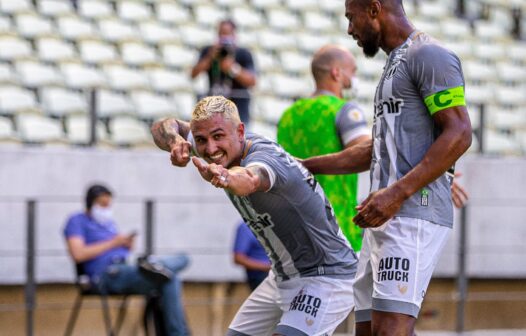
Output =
[{"x1": 191, "y1": 96, "x2": 241, "y2": 125}]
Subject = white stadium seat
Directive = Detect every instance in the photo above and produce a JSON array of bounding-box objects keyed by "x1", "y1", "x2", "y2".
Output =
[
  {"x1": 284, "y1": 0, "x2": 318, "y2": 11},
  {"x1": 155, "y1": 2, "x2": 191, "y2": 25},
  {"x1": 118, "y1": 1, "x2": 152, "y2": 22},
  {"x1": 41, "y1": 87, "x2": 88, "y2": 116},
  {"x1": 57, "y1": 16, "x2": 98, "y2": 40},
  {"x1": 179, "y1": 25, "x2": 214, "y2": 48},
  {"x1": 65, "y1": 114, "x2": 109, "y2": 145},
  {"x1": 139, "y1": 22, "x2": 179, "y2": 45},
  {"x1": 98, "y1": 19, "x2": 140, "y2": 43},
  {"x1": 97, "y1": 90, "x2": 135, "y2": 117},
  {"x1": 162, "y1": 44, "x2": 199, "y2": 69},
  {"x1": 232, "y1": 7, "x2": 264, "y2": 29},
  {"x1": 15, "y1": 14, "x2": 55, "y2": 38},
  {"x1": 38, "y1": 0, "x2": 74, "y2": 17},
  {"x1": 279, "y1": 51, "x2": 311, "y2": 74},
  {"x1": 104, "y1": 65, "x2": 149, "y2": 91},
  {"x1": 258, "y1": 31, "x2": 296, "y2": 51},
  {"x1": 60, "y1": 63, "x2": 108, "y2": 89},
  {"x1": 249, "y1": 0, "x2": 281, "y2": 10},
  {"x1": 79, "y1": 0, "x2": 113, "y2": 19},
  {"x1": 464, "y1": 60, "x2": 497, "y2": 83},
  {"x1": 0, "y1": 64, "x2": 18, "y2": 85},
  {"x1": 296, "y1": 33, "x2": 332, "y2": 53},
  {"x1": 257, "y1": 96, "x2": 295, "y2": 124},
  {"x1": 303, "y1": 11, "x2": 337, "y2": 33},
  {"x1": 79, "y1": 40, "x2": 118, "y2": 65},
  {"x1": 173, "y1": 92, "x2": 196, "y2": 120},
  {"x1": 248, "y1": 121, "x2": 277, "y2": 141},
  {"x1": 15, "y1": 61, "x2": 64, "y2": 88},
  {"x1": 131, "y1": 91, "x2": 177, "y2": 119},
  {"x1": 0, "y1": 116, "x2": 18, "y2": 143},
  {"x1": 268, "y1": 9, "x2": 300, "y2": 31},
  {"x1": 254, "y1": 51, "x2": 279, "y2": 73},
  {"x1": 17, "y1": 114, "x2": 65, "y2": 144},
  {"x1": 0, "y1": 15, "x2": 11, "y2": 33},
  {"x1": 109, "y1": 116, "x2": 152, "y2": 146},
  {"x1": 0, "y1": 36, "x2": 32, "y2": 62},
  {"x1": 0, "y1": 0, "x2": 32, "y2": 15},
  {"x1": 147, "y1": 68, "x2": 192, "y2": 93},
  {"x1": 0, "y1": 86, "x2": 38, "y2": 114},
  {"x1": 194, "y1": 5, "x2": 226, "y2": 28},
  {"x1": 37, "y1": 38, "x2": 77, "y2": 63},
  {"x1": 121, "y1": 42, "x2": 158, "y2": 67}
]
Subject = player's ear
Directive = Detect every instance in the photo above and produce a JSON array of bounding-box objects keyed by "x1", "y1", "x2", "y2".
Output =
[
  {"x1": 369, "y1": 0, "x2": 381, "y2": 18},
  {"x1": 237, "y1": 122, "x2": 245, "y2": 140},
  {"x1": 330, "y1": 67, "x2": 340, "y2": 81}
]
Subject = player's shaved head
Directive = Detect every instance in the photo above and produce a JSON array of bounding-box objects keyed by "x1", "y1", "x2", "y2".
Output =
[
  {"x1": 346, "y1": 0, "x2": 405, "y2": 15},
  {"x1": 311, "y1": 45, "x2": 355, "y2": 82}
]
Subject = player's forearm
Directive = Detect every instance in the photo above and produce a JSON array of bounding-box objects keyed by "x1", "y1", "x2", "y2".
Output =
[
  {"x1": 392, "y1": 123, "x2": 472, "y2": 200},
  {"x1": 234, "y1": 253, "x2": 271, "y2": 272},
  {"x1": 303, "y1": 139, "x2": 373, "y2": 174},
  {"x1": 150, "y1": 118, "x2": 189, "y2": 152}
]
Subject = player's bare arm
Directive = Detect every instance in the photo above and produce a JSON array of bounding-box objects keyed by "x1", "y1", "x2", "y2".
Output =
[
  {"x1": 303, "y1": 139, "x2": 373, "y2": 174},
  {"x1": 192, "y1": 157, "x2": 271, "y2": 196},
  {"x1": 151, "y1": 118, "x2": 193, "y2": 167},
  {"x1": 354, "y1": 106, "x2": 472, "y2": 228}
]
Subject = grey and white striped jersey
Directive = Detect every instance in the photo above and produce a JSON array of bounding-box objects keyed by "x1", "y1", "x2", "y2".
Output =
[
  {"x1": 371, "y1": 31, "x2": 466, "y2": 228},
  {"x1": 229, "y1": 133, "x2": 358, "y2": 282}
]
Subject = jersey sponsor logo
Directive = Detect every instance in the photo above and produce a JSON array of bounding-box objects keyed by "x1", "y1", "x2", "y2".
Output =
[
  {"x1": 421, "y1": 188, "x2": 429, "y2": 206},
  {"x1": 289, "y1": 289, "x2": 322, "y2": 318},
  {"x1": 246, "y1": 213, "x2": 275, "y2": 232},
  {"x1": 377, "y1": 257, "x2": 410, "y2": 283},
  {"x1": 375, "y1": 97, "x2": 404, "y2": 119}
]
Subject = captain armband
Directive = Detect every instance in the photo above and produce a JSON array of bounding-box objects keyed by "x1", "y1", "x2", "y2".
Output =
[{"x1": 424, "y1": 86, "x2": 466, "y2": 115}]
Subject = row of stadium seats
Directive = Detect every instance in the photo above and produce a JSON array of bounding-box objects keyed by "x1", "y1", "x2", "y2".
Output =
[{"x1": 0, "y1": 0, "x2": 523, "y2": 154}]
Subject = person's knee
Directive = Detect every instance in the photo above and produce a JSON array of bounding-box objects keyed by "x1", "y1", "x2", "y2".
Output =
[
  {"x1": 355, "y1": 321, "x2": 372, "y2": 336},
  {"x1": 371, "y1": 311, "x2": 416, "y2": 336}
]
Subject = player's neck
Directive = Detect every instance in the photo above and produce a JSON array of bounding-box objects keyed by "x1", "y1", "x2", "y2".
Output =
[
  {"x1": 380, "y1": 16, "x2": 415, "y2": 55},
  {"x1": 313, "y1": 83, "x2": 342, "y2": 99}
]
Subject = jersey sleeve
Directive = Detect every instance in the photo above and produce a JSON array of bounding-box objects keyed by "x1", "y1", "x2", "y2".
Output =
[
  {"x1": 335, "y1": 102, "x2": 370, "y2": 146},
  {"x1": 243, "y1": 144, "x2": 292, "y2": 191},
  {"x1": 63, "y1": 214, "x2": 86, "y2": 240},
  {"x1": 408, "y1": 43, "x2": 466, "y2": 115}
]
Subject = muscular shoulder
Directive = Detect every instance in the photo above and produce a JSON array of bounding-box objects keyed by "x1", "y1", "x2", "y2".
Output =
[{"x1": 407, "y1": 38, "x2": 459, "y2": 66}]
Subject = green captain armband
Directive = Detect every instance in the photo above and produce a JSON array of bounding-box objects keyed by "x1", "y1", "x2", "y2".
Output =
[{"x1": 424, "y1": 86, "x2": 466, "y2": 115}]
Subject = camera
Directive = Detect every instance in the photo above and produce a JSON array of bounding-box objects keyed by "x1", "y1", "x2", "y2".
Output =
[{"x1": 218, "y1": 44, "x2": 235, "y2": 59}]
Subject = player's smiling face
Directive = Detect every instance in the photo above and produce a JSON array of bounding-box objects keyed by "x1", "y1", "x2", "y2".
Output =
[
  {"x1": 345, "y1": 0, "x2": 381, "y2": 58},
  {"x1": 191, "y1": 114, "x2": 245, "y2": 168}
]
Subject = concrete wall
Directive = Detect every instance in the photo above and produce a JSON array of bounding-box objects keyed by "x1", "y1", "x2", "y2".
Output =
[{"x1": 0, "y1": 147, "x2": 525, "y2": 284}]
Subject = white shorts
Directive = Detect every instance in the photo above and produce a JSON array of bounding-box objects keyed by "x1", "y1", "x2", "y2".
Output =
[
  {"x1": 227, "y1": 271, "x2": 355, "y2": 336},
  {"x1": 354, "y1": 216, "x2": 450, "y2": 322}
]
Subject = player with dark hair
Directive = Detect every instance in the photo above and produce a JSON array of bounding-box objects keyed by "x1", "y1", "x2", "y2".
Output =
[{"x1": 302, "y1": 0, "x2": 472, "y2": 335}]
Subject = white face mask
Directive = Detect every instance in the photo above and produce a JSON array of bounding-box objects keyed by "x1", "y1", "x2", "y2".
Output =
[
  {"x1": 349, "y1": 75, "x2": 360, "y2": 98},
  {"x1": 91, "y1": 205, "x2": 113, "y2": 224}
]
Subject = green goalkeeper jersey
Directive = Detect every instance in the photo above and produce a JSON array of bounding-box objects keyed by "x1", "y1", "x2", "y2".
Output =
[{"x1": 277, "y1": 94, "x2": 369, "y2": 251}]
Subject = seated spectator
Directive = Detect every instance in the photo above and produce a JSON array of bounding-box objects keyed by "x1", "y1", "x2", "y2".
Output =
[
  {"x1": 63, "y1": 184, "x2": 190, "y2": 336},
  {"x1": 232, "y1": 221, "x2": 271, "y2": 291}
]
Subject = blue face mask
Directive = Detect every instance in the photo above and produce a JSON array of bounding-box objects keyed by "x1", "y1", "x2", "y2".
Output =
[{"x1": 91, "y1": 205, "x2": 114, "y2": 225}]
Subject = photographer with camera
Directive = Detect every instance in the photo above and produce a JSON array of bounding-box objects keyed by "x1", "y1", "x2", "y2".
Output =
[{"x1": 191, "y1": 19, "x2": 256, "y2": 124}]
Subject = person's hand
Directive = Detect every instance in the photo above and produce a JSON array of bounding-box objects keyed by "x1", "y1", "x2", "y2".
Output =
[
  {"x1": 451, "y1": 172, "x2": 469, "y2": 208},
  {"x1": 169, "y1": 138, "x2": 192, "y2": 167},
  {"x1": 206, "y1": 44, "x2": 221, "y2": 61},
  {"x1": 220, "y1": 56, "x2": 236, "y2": 73},
  {"x1": 113, "y1": 234, "x2": 135, "y2": 249},
  {"x1": 353, "y1": 187, "x2": 405, "y2": 228},
  {"x1": 192, "y1": 157, "x2": 230, "y2": 188}
]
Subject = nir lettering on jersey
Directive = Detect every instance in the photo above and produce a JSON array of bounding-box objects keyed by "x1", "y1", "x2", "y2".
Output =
[{"x1": 375, "y1": 97, "x2": 404, "y2": 119}]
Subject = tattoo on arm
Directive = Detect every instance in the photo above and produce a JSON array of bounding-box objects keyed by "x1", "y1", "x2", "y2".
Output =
[
  {"x1": 247, "y1": 165, "x2": 271, "y2": 192},
  {"x1": 151, "y1": 118, "x2": 190, "y2": 152}
]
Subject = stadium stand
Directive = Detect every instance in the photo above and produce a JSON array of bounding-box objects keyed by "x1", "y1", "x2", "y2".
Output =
[{"x1": 0, "y1": 0, "x2": 521, "y2": 152}]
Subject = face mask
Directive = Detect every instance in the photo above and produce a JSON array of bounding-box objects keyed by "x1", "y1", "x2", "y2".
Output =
[
  {"x1": 219, "y1": 36, "x2": 236, "y2": 46},
  {"x1": 349, "y1": 75, "x2": 360, "y2": 98},
  {"x1": 341, "y1": 70, "x2": 359, "y2": 100},
  {"x1": 91, "y1": 205, "x2": 113, "y2": 225}
]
